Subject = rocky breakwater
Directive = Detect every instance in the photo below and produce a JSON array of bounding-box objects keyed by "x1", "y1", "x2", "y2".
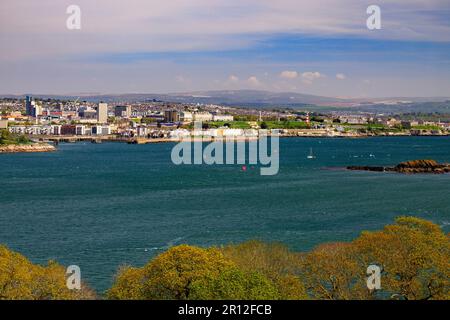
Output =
[
  {"x1": 347, "y1": 159, "x2": 450, "y2": 174},
  {"x1": 0, "y1": 143, "x2": 56, "y2": 153}
]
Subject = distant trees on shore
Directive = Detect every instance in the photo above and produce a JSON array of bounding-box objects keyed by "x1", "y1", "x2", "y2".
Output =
[
  {"x1": 0, "y1": 129, "x2": 31, "y2": 145},
  {"x1": 0, "y1": 217, "x2": 448, "y2": 300}
]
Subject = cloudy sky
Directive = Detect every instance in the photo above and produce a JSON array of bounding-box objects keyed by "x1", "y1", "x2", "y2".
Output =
[{"x1": 1, "y1": 0, "x2": 449, "y2": 97}]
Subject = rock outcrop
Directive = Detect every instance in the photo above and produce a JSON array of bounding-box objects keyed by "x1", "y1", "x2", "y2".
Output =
[
  {"x1": 0, "y1": 143, "x2": 56, "y2": 153},
  {"x1": 347, "y1": 159, "x2": 450, "y2": 174}
]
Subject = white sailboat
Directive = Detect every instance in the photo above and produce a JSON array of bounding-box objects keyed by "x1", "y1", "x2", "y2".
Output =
[{"x1": 307, "y1": 148, "x2": 316, "y2": 159}]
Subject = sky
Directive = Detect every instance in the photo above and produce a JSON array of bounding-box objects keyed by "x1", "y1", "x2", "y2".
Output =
[{"x1": 0, "y1": 0, "x2": 450, "y2": 98}]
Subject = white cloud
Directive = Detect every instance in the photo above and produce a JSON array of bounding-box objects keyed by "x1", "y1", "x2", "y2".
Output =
[
  {"x1": 247, "y1": 76, "x2": 261, "y2": 87},
  {"x1": 336, "y1": 73, "x2": 346, "y2": 80},
  {"x1": 1, "y1": 0, "x2": 449, "y2": 96},
  {"x1": 280, "y1": 70, "x2": 298, "y2": 79},
  {"x1": 1, "y1": 0, "x2": 449, "y2": 62},
  {"x1": 301, "y1": 71, "x2": 323, "y2": 84},
  {"x1": 228, "y1": 75, "x2": 239, "y2": 83}
]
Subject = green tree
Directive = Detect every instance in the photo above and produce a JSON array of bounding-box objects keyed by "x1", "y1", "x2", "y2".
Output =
[
  {"x1": 299, "y1": 217, "x2": 449, "y2": 300},
  {"x1": 299, "y1": 242, "x2": 369, "y2": 300},
  {"x1": 189, "y1": 268, "x2": 278, "y2": 300},
  {"x1": 354, "y1": 216, "x2": 450, "y2": 300},
  {"x1": 222, "y1": 241, "x2": 308, "y2": 299},
  {"x1": 0, "y1": 245, "x2": 95, "y2": 300},
  {"x1": 108, "y1": 245, "x2": 278, "y2": 300}
]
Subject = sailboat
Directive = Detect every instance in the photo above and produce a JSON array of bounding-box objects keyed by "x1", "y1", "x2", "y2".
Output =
[{"x1": 307, "y1": 148, "x2": 316, "y2": 159}]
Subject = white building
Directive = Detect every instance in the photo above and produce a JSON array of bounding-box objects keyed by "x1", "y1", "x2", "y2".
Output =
[
  {"x1": 193, "y1": 112, "x2": 213, "y2": 122},
  {"x1": 181, "y1": 111, "x2": 193, "y2": 122},
  {"x1": 212, "y1": 114, "x2": 234, "y2": 122},
  {"x1": 52, "y1": 125, "x2": 62, "y2": 135},
  {"x1": 339, "y1": 116, "x2": 368, "y2": 125},
  {"x1": 136, "y1": 126, "x2": 148, "y2": 137},
  {"x1": 97, "y1": 103, "x2": 108, "y2": 124},
  {"x1": 169, "y1": 129, "x2": 191, "y2": 139},
  {"x1": 76, "y1": 125, "x2": 86, "y2": 135},
  {"x1": 92, "y1": 125, "x2": 111, "y2": 135}
]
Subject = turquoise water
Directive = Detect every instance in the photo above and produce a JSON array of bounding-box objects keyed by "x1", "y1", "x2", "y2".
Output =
[{"x1": 1, "y1": 137, "x2": 449, "y2": 293}]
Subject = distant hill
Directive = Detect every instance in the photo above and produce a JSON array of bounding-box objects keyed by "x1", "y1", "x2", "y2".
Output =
[
  {"x1": 160, "y1": 90, "x2": 348, "y2": 107},
  {"x1": 2, "y1": 90, "x2": 449, "y2": 112},
  {"x1": 1, "y1": 90, "x2": 346, "y2": 107}
]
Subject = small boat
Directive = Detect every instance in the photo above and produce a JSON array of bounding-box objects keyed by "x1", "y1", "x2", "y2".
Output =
[{"x1": 307, "y1": 148, "x2": 316, "y2": 159}]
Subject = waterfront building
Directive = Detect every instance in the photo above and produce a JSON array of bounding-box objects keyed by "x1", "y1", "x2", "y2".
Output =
[
  {"x1": 92, "y1": 125, "x2": 111, "y2": 136},
  {"x1": 61, "y1": 125, "x2": 76, "y2": 135},
  {"x1": 97, "y1": 103, "x2": 108, "y2": 124},
  {"x1": 75, "y1": 125, "x2": 86, "y2": 136},
  {"x1": 169, "y1": 129, "x2": 190, "y2": 139},
  {"x1": 52, "y1": 125, "x2": 62, "y2": 135},
  {"x1": 136, "y1": 126, "x2": 148, "y2": 137}
]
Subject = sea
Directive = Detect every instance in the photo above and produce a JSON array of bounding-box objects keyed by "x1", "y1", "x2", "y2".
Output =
[{"x1": 0, "y1": 136, "x2": 449, "y2": 293}]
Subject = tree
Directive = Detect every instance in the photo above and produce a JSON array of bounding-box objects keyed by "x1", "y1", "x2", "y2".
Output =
[
  {"x1": 222, "y1": 241, "x2": 308, "y2": 299},
  {"x1": 108, "y1": 245, "x2": 278, "y2": 300},
  {"x1": 354, "y1": 217, "x2": 450, "y2": 300},
  {"x1": 143, "y1": 245, "x2": 232, "y2": 299},
  {"x1": 299, "y1": 217, "x2": 449, "y2": 300},
  {"x1": 299, "y1": 242, "x2": 369, "y2": 300},
  {"x1": 189, "y1": 267, "x2": 278, "y2": 300},
  {"x1": 106, "y1": 266, "x2": 145, "y2": 300},
  {"x1": 0, "y1": 130, "x2": 31, "y2": 145},
  {"x1": 0, "y1": 245, "x2": 95, "y2": 300}
]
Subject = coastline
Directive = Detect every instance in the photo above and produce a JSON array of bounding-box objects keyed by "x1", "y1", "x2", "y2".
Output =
[
  {"x1": 0, "y1": 143, "x2": 56, "y2": 154},
  {"x1": 22, "y1": 133, "x2": 450, "y2": 146}
]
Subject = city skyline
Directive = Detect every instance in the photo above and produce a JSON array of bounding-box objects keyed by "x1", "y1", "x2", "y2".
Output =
[{"x1": 1, "y1": 0, "x2": 450, "y2": 97}]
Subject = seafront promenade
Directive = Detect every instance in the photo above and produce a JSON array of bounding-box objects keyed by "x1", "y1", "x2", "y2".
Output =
[{"x1": 28, "y1": 128, "x2": 449, "y2": 146}]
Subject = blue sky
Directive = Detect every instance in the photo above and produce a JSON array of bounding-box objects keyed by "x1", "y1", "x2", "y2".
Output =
[{"x1": 1, "y1": 0, "x2": 449, "y2": 97}]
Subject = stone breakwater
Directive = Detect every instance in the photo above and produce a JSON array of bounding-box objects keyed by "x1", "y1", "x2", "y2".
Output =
[
  {"x1": 0, "y1": 143, "x2": 56, "y2": 153},
  {"x1": 347, "y1": 159, "x2": 450, "y2": 174}
]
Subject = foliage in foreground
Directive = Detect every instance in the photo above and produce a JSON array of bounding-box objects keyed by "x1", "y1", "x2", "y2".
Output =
[
  {"x1": 0, "y1": 129, "x2": 31, "y2": 145},
  {"x1": 107, "y1": 245, "x2": 279, "y2": 300},
  {"x1": 1, "y1": 217, "x2": 449, "y2": 300},
  {"x1": 0, "y1": 246, "x2": 95, "y2": 300},
  {"x1": 299, "y1": 217, "x2": 449, "y2": 300},
  {"x1": 108, "y1": 217, "x2": 449, "y2": 300}
]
